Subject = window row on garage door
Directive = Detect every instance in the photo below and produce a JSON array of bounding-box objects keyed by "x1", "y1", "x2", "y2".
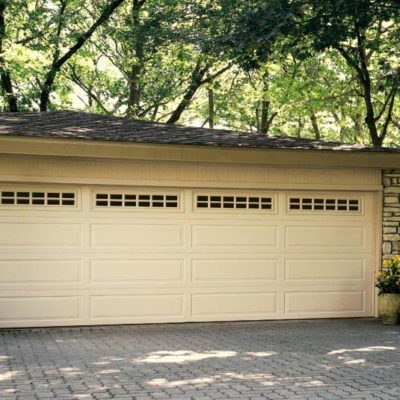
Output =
[{"x1": 0, "y1": 186, "x2": 362, "y2": 214}]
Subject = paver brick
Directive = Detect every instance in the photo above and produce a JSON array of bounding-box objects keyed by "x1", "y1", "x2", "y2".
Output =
[{"x1": 0, "y1": 319, "x2": 399, "y2": 400}]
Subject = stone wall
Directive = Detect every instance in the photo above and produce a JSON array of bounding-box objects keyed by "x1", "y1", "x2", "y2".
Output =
[{"x1": 382, "y1": 169, "x2": 400, "y2": 259}]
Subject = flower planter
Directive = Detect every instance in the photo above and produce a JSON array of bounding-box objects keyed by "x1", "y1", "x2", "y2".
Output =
[{"x1": 378, "y1": 293, "x2": 400, "y2": 325}]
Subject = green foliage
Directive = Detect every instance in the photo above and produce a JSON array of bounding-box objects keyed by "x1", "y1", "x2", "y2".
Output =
[
  {"x1": 377, "y1": 256, "x2": 400, "y2": 294},
  {"x1": 1, "y1": 0, "x2": 400, "y2": 147}
]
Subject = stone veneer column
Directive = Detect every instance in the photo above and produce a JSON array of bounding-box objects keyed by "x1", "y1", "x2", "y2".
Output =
[{"x1": 382, "y1": 169, "x2": 400, "y2": 259}]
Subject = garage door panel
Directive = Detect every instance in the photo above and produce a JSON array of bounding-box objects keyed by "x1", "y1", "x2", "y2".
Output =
[
  {"x1": 284, "y1": 291, "x2": 366, "y2": 314},
  {"x1": 0, "y1": 186, "x2": 376, "y2": 327},
  {"x1": 90, "y1": 224, "x2": 183, "y2": 248},
  {"x1": 0, "y1": 259, "x2": 82, "y2": 286},
  {"x1": 192, "y1": 224, "x2": 278, "y2": 248},
  {"x1": 192, "y1": 259, "x2": 277, "y2": 282},
  {"x1": 90, "y1": 259, "x2": 183, "y2": 284},
  {"x1": 191, "y1": 292, "x2": 277, "y2": 317},
  {"x1": 285, "y1": 226, "x2": 366, "y2": 249},
  {"x1": 90, "y1": 294, "x2": 184, "y2": 320},
  {"x1": 284, "y1": 259, "x2": 365, "y2": 281},
  {"x1": 0, "y1": 296, "x2": 81, "y2": 322},
  {"x1": 0, "y1": 223, "x2": 82, "y2": 247}
]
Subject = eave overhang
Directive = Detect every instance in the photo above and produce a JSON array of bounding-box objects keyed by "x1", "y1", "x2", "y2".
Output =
[{"x1": 0, "y1": 135, "x2": 399, "y2": 169}]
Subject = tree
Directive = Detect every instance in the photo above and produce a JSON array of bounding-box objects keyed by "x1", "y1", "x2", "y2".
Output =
[
  {"x1": 2, "y1": 0, "x2": 400, "y2": 148},
  {"x1": 39, "y1": 0, "x2": 125, "y2": 111},
  {"x1": 0, "y1": 0, "x2": 19, "y2": 111},
  {"x1": 0, "y1": 0, "x2": 125, "y2": 112},
  {"x1": 301, "y1": 0, "x2": 400, "y2": 146},
  {"x1": 209, "y1": 0, "x2": 400, "y2": 146}
]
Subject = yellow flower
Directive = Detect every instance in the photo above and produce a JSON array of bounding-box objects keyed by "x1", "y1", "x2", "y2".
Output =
[
  {"x1": 393, "y1": 255, "x2": 400, "y2": 265},
  {"x1": 383, "y1": 259, "x2": 391, "y2": 268}
]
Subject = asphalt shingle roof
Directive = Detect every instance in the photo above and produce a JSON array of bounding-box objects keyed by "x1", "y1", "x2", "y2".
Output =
[{"x1": 0, "y1": 111, "x2": 397, "y2": 152}]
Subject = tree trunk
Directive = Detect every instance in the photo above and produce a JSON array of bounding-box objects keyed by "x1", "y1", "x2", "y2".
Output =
[
  {"x1": 40, "y1": 69, "x2": 58, "y2": 111},
  {"x1": 0, "y1": 0, "x2": 17, "y2": 112},
  {"x1": 258, "y1": 69, "x2": 277, "y2": 135},
  {"x1": 296, "y1": 117, "x2": 304, "y2": 137},
  {"x1": 356, "y1": 27, "x2": 382, "y2": 146},
  {"x1": 336, "y1": 27, "x2": 385, "y2": 147},
  {"x1": 255, "y1": 108, "x2": 260, "y2": 132},
  {"x1": 362, "y1": 78, "x2": 381, "y2": 146},
  {"x1": 332, "y1": 112, "x2": 345, "y2": 141},
  {"x1": 127, "y1": 63, "x2": 142, "y2": 117},
  {"x1": 260, "y1": 99, "x2": 269, "y2": 134},
  {"x1": 259, "y1": 99, "x2": 278, "y2": 135},
  {"x1": 166, "y1": 62, "x2": 230, "y2": 125},
  {"x1": 126, "y1": 0, "x2": 145, "y2": 118},
  {"x1": 310, "y1": 112, "x2": 321, "y2": 140},
  {"x1": 352, "y1": 113, "x2": 363, "y2": 142},
  {"x1": 166, "y1": 61, "x2": 209, "y2": 124},
  {"x1": 208, "y1": 87, "x2": 214, "y2": 128},
  {"x1": 39, "y1": 0, "x2": 125, "y2": 111}
]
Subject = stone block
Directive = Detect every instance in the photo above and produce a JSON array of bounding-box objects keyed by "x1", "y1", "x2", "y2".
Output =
[
  {"x1": 384, "y1": 208, "x2": 400, "y2": 214},
  {"x1": 383, "y1": 227, "x2": 397, "y2": 234},
  {"x1": 383, "y1": 176, "x2": 391, "y2": 186},
  {"x1": 384, "y1": 196, "x2": 400, "y2": 204},
  {"x1": 384, "y1": 187, "x2": 400, "y2": 193},
  {"x1": 383, "y1": 221, "x2": 400, "y2": 226},
  {"x1": 384, "y1": 217, "x2": 400, "y2": 221},
  {"x1": 382, "y1": 241, "x2": 392, "y2": 254},
  {"x1": 383, "y1": 234, "x2": 400, "y2": 241}
]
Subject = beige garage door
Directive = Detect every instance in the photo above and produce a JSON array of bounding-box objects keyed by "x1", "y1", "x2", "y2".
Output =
[{"x1": 0, "y1": 185, "x2": 375, "y2": 327}]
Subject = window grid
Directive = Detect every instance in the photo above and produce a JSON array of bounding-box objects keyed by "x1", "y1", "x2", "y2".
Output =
[
  {"x1": 289, "y1": 197, "x2": 360, "y2": 212},
  {"x1": 0, "y1": 191, "x2": 76, "y2": 206},
  {"x1": 196, "y1": 195, "x2": 273, "y2": 210},
  {"x1": 95, "y1": 193, "x2": 179, "y2": 208}
]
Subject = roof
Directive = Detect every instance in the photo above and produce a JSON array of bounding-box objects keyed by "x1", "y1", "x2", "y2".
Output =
[{"x1": 0, "y1": 111, "x2": 397, "y2": 153}]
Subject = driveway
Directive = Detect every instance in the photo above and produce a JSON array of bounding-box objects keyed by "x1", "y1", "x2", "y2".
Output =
[{"x1": 0, "y1": 319, "x2": 399, "y2": 400}]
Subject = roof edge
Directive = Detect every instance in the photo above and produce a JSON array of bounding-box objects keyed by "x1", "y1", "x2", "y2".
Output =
[{"x1": 0, "y1": 135, "x2": 399, "y2": 168}]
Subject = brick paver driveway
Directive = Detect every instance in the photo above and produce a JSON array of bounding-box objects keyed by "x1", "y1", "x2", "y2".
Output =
[{"x1": 0, "y1": 318, "x2": 399, "y2": 400}]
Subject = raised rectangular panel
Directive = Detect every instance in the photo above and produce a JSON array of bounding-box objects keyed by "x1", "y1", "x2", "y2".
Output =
[
  {"x1": 0, "y1": 260, "x2": 81, "y2": 284},
  {"x1": 285, "y1": 226, "x2": 364, "y2": 248},
  {"x1": 90, "y1": 224, "x2": 183, "y2": 248},
  {"x1": 192, "y1": 292, "x2": 276, "y2": 316},
  {"x1": 192, "y1": 259, "x2": 277, "y2": 282},
  {"x1": 90, "y1": 294, "x2": 184, "y2": 319},
  {"x1": 192, "y1": 225, "x2": 277, "y2": 247},
  {"x1": 284, "y1": 259, "x2": 365, "y2": 281},
  {"x1": 0, "y1": 296, "x2": 80, "y2": 321},
  {"x1": 285, "y1": 291, "x2": 365, "y2": 313},
  {"x1": 90, "y1": 260, "x2": 183, "y2": 283},
  {"x1": 0, "y1": 223, "x2": 81, "y2": 247}
]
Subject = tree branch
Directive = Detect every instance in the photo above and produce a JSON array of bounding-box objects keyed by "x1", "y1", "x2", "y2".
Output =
[
  {"x1": 68, "y1": 66, "x2": 110, "y2": 114},
  {"x1": 39, "y1": 0, "x2": 125, "y2": 111},
  {"x1": 200, "y1": 63, "x2": 232, "y2": 85}
]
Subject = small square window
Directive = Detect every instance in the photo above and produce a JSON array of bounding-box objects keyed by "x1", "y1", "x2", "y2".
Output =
[
  {"x1": 2, "y1": 198, "x2": 15, "y2": 204},
  {"x1": 32, "y1": 199, "x2": 45, "y2": 205}
]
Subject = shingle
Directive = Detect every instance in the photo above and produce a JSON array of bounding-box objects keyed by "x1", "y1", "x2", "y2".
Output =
[{"x1": 0, "y1": 111, "x2": 397, "y2": 152}]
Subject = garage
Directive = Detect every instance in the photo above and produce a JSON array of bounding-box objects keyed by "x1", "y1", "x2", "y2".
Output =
[{"x1": 0, "y1": 111, "x2": 388, "y2": 328}]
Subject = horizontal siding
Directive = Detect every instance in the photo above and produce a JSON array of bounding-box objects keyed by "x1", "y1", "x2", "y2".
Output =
[{"x1": 0, "y1": 155, "x2": 381, "y2": 190}]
